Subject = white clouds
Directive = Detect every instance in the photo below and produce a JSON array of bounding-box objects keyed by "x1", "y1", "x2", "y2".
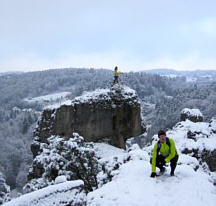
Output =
[
  {"x1": 1, "y1": 1, "x2": 216, "y2": 72},
  {"x1": 141, "y1": 54, "x2": 216, "y2": 71}
]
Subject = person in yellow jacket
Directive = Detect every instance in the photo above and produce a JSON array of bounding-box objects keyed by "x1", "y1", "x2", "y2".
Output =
[
  {"x1": 150, "y1": 130, "x2": 178, "y2": 178},
  {"x1": 113, "y1": 66, "x2": 123, "y2": 84}
]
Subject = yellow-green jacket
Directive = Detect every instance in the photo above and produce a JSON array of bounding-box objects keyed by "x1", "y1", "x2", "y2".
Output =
[
  {"x1": 114, "y1": 71, "x2": 122, "y2": 77},
  {"x1": 152, "y1": 138, "x2": 178, "y2": 172}
]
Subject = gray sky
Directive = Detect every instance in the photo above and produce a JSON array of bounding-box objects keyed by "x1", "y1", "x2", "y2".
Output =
[{"x1": 1, "y1": 0, "x2": 216, "y2": 72}]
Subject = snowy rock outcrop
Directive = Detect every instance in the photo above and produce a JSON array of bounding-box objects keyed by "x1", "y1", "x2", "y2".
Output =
[
  {"x1": 165, "y1": 118, "x2": 216, "y2": 172},
  {"x1": 33, "y1": 85, "x2": 144, "y2": 152},
  {"x1": 180, "y1": 108, "x2": 204, "y2": 122}
]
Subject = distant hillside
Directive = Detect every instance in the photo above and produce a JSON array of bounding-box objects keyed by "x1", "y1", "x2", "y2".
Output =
[
  {"x1": 144, "y1": 69, "x2": 216, "y2": 83},
  {"x1": 0, "y1": 68, "x2": 187, "y2": 109},
  {"x1": 0, "y1": 71, "x2": 23, "y2": 76}
]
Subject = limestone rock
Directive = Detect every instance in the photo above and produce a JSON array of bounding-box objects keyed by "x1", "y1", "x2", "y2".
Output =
[{"x1": 33, "y1": 85, "x2": 144, "y2": 154}]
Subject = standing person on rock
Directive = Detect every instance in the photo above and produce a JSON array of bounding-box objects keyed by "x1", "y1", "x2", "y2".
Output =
[
  {"x1": 150, "y1": 130, "x2": 179, "y2": 177},
  {"x1": 113, "y1": 66, "x2": 123, "y2": 85}
]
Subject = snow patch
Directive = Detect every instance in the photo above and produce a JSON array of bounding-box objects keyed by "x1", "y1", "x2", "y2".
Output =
[
  {"x1": 24, "y1": 92, "x2": 71, "y2": 103},
  {"x1": 55, "y1": 175, "x2": 67, "y2": 184},
  {"x1": 45, "y1": 85, "x2": 138, "y2": 110},
  {"x1": 181, "y1": 108, "x2": 203, "y2": 117}
]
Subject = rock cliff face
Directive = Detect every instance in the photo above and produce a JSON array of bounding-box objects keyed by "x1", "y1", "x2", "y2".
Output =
[{"x1": 32, "y1": 85, "x2": 144, "y2": 155}]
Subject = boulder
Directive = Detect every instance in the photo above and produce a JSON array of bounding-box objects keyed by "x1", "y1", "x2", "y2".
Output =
[
  {"x1": 201, "y1": 150, "x2": 216, "y2": 172},
  {"x1": 180, "y1": 108, "x2": 203, "y2": 122}
]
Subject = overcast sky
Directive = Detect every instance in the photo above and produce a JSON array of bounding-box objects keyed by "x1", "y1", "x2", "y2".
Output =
[{"x1": 0, "y1": 0, "x2": 216, "y2": 72}]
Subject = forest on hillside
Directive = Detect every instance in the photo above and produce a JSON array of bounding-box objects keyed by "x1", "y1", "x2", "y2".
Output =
[{"x1": 0, "y1": 68, "x2": 216, "y2": 192}]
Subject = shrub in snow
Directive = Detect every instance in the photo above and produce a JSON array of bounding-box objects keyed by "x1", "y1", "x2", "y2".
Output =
[
  {"x1": 0, "y1": 172, "x2": 10, "y2": 205},
  {"x1": 209, "y1": 117, "x2": 216, "y2": 133},
  {"x1": 25, "y1": 133, "x2": 99, "y2": 193},
  {"x1": 97, "y1": 156, "x2": 124, "y2": 187},
  {"x1": 26, "y1": 134, "x2": 137, "y2": 195}
]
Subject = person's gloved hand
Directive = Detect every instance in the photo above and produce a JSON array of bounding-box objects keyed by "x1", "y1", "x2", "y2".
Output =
[{"x1": 150, "y1": 172, "x2": 156, "y2": 178}]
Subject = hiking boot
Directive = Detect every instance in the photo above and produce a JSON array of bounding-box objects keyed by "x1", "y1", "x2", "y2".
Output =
[
  {"x1": 159, "y1": 167, "x2": 166, "y2": 175},
  {"x1": 170, "y1": 171, "x2": 174, "y2": 176}
]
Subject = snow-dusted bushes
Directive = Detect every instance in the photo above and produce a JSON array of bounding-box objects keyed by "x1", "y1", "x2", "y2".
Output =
[
  {"x1": 0, "y1": 172, "x2": 10, "y2": 205},
  {"x1": 25, "y1": 133, "x2": 99, "y2": 193},
  {"x1": 25, "y1": 133, "x2": 136, "y2": 194}
]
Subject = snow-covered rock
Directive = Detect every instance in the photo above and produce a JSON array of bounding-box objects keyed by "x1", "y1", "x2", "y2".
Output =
[
  {"x1": 33, "y1": 85, "x2": 144, "y2": 150},
  {"x1": 3, "y1": 180, "x2": 86, "y2": 206},
  {"x1": 180, "y1": 108, "x2": 203, "y2": 122},
  {"x1": 54, "y1": 175, "x2": 67, "y2": 184}
]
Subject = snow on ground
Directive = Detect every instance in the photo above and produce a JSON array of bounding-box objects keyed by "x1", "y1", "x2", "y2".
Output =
[
  {"x1": 186, "y1": 77, "x2": 197, "y2": 82},
  {"x1": 87, "y1": 145, "x2": 216, "y2": 206},
  {"x1": 94, "y1": 143, "x2": 126, "y2": 162},
  {"x1": 44, "y1": 100, "x2": 72, "y2": 110},
  {"x1": 4, "y1": 120, "x2": 216, "y2": 206},
  {"x1": 3, "y1": 180, "x2": 85, "y2": 206},
  {"x1": 73, "y1": 85, "x2": 137, "y2": 104},
  {"x1": 24, "y1": 92, "x2": 71, "y2": 104}
]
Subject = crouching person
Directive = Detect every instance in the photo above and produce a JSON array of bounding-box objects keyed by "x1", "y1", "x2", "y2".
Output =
[{"x1": 150, "y1": 130, "x2": 178, "y2": 178}]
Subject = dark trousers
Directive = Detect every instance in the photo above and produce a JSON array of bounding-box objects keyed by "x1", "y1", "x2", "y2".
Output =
[
  {"x1": 113, "y1": 76, "x2": 119, "y2": 84},
  {"x1": 151, "y1": 154, "x2": 179, "y2": 173}
]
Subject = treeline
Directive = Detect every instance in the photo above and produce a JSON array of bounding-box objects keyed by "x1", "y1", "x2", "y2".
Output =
[
  {"x1": 146, "y1": 83, "x2": 216, "y2": 138},
  {"x1": 0, "y1": 68, "x2": 187, "y2": 109}
]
